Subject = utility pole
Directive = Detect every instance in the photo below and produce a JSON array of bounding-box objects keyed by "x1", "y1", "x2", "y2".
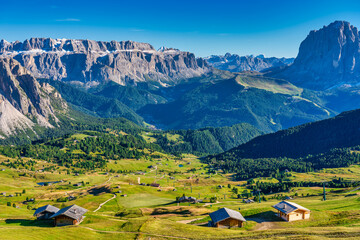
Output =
[
  {"x1": 323, "y1": 182, "x2": 326, "y2": 201},
  {"x1": 258, "y1": 189, "x2": 261, "y2": 203}
]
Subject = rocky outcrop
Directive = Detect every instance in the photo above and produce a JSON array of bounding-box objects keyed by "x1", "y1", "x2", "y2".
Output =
[
  {"x1": 0, "y1": 57, "x2": 67, "y2": 137},
  {"x1": 205, "y1": 53, "x2": 293, "y2": 72},
  {"x1": 269, "y1": 21, "x2": 360, "y2": 90},
  {"x1": 0, "y1": 38, "x2": 210, "y2": 87}
]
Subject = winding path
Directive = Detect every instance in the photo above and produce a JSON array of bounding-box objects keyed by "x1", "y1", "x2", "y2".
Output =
[{"x1": 93, "y1": 194, "x2": 117, "y2": 212}]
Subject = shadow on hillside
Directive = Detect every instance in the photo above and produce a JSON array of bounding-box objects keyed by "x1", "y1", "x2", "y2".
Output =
[
  {"x1": 245, "y1": 211, "x2": 282, "y2": 223},
  {"x1": 88, "y1": 185, "x2": 111, "y2": 196},
  {"x1": 5, "y1": 219, "x2": 53, "y2": 227},
  {"x1": 158, "y1": 201, "x2": 177, "y2": 206},
  {"x1": 151, "y1": 207, "x2": 192, "y2": 216}
]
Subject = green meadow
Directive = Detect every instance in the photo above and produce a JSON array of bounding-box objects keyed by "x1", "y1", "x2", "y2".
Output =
[{"x1": 0, "y1": 151, "x2": 359, "y2": 240}]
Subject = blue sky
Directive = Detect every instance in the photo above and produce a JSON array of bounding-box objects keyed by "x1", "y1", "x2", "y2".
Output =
[{"x1": 0, "y1": 0, "x2": 360, "y2": 57}]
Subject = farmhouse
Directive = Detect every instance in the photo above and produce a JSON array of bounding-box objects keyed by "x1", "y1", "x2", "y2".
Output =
[
  {"x1": 209, "y1": 207, "x2": 246, "y2": 228},
  {"x1": 34, "y1": 205, "x2": 60, "y2": 220},
  {"x1": 272, "y1": 201, "x2": 310, "y2": 222},
  {"x1": 50, "y1": 204, "x2": 87, "y2": 226}
]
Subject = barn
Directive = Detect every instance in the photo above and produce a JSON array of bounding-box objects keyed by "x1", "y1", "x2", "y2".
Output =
[
  {"x1": 272, "y1": 201, "x2": 310, "y2": 222},
  {"x1": 209, "y1": 207, "x2": 246, "y2": 228},
  {"x1": 34, "y1": 205, "x2": 60, "y2": 220},
  {"x1": 50, "y1": 204, "x2": 87, "y2": 226}
]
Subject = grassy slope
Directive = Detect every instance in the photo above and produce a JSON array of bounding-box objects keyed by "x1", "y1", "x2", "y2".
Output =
[
  {"x1": 0, "y1": 151, "x2": 360, "y2": 239},
  {"x1": 139, "y1": 73, "x2": 333, "y2": 133}
]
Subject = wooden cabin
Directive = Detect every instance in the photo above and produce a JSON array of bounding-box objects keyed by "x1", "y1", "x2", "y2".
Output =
[
  {"x1": 33, "y1": 205, "x2": 60, "y2": 220},
  {"x1": 209, "y1": 207, "x2": 246, "y2": 228},
  {"x1": 50, "y1": 204, "x2": 87, "y2": 226},
  {"x1": 178, "y1": 196, "x2": 197, "y2": 203},
  {"x1": 272, "y1": 201, "x2": 310, "y2": 222}
]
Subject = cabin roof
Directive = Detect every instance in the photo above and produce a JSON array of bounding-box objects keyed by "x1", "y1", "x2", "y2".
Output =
[
  {"x1": 34, "y1": 205, "x2": 60, "y2": 216},
  {"x1": 179, "y1": 196, "x2": 196, "y2": 201},
  {"x1": 50, "y1": 204, "x2": 87, "y2": 221},
  {"x1": 209, "y1": 207, "x2": 246, "y2": 224},
  {"x1": 272, "y1": 201, "x2": 310, "y2": 214}
]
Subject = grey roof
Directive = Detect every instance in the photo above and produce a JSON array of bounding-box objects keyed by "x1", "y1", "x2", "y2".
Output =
[
  {"x1": 272, "y1": 201, "x2": 310, "y2": 214},
  {"x1": 50, "y1": 204, "x2": 87, "y2": 221},
  {"x1": 209, "y1": 207, "x2": 246, "y2": 224},
  {"x1": 34, "y1": 205, "x2": 60, "y2": 216},
  {"x1": 179, "y1": 196, "x2": 196, "y2": 201}
]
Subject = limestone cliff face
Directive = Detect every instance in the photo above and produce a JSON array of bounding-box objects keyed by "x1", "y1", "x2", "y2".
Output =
[
  {"x1": 0, "y1": 38, "x2": 210, "y2": 87},
  {"x1": 0, "y1": 57, "x2": 67, "y2": 137},
  {"x1": 206, "y1": 53, "x2": 293, "y2": 72},
  {"x1": 270, "y1": 21, "x2": 360, "y2": 90}
]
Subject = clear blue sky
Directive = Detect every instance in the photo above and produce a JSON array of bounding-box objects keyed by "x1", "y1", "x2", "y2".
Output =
[{"x1": 1, "y1": 0, "x2": 360, "y2": 58}]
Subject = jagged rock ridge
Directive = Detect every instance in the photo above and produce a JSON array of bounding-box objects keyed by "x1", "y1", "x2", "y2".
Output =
[
  {"x1": 205, "y1": 53, "x2": 294, "y2": 72},
  {"x1": 0, "y1": 38, "x2": 210, "y2": 87}
]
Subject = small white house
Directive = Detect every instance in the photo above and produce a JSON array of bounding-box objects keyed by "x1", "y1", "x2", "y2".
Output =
[{"x1": 272, "y1": 201, "x2": 310, "y2": 222}]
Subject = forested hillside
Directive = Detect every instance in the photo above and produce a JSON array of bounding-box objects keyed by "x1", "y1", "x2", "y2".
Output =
[
  {"x1": 155, "y1": 123, "x2": 261, "y2": 154},
  {"x1": 206, "y1": 109, "x2": 360, "y2": 179},
  {"x1": 215, "y1": 109, "x2": 360, "y2": 159},
  {"x1": 40, "y1": 79, "x2": 144, "y2": 125},
  {"x1": 139, "y1": 75, "x2": 333, "y2": 132}
]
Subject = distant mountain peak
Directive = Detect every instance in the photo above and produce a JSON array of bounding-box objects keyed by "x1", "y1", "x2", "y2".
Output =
[
  {"x1": 205, "y1": 53, "x2": 294, "y2": 72},
  {"x1": 269, "y1": 20, "x2": 360, "y2": 90}
]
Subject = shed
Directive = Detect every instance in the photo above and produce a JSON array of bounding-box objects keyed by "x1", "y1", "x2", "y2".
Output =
[
  {"x1": 209, "y1": 207, "x2": 246, "y2": 228},
  {"x1": 34, "y1": 205, "x2": 60, "y2": 220},
  {"x1": 50, "y1": 204, "x2": 87, "y2": 226},
  {"x1": 272, "y1": 201, "x2": 310, "y2": 222}
]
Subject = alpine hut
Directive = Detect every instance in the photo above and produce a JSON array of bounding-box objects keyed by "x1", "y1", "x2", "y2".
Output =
[
  {"x1": 34, "y1": 205, "x2": 60, "y2": 220},
  {"x1": 272, "y1": 201, "x2": 310, "y2": 222},
  {"x1": 50, "y1": 204, "x2": 87, "y2": 226},
  {"x1": 209, "y1": 207, "x2": 246, "y2": 228}
]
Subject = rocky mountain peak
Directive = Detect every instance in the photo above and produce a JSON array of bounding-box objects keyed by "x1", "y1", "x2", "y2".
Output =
[
  {"x1": 0, "y1": 57, "x2": 67, "y2": 137},
  {"x1": 270, "y1": 20, "x2": 360, "y2": 90}
]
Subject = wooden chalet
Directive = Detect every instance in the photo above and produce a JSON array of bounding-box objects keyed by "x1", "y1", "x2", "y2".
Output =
[
  {"x1": 178, "y1": 196, "x2": 197, "y2": 203},
  {"x1": 209, "y1": 207, "x2": 246, "y2": 228},
  {"x1": 243, "y1": 199, "x2": 255, "y2": 204},
  {"x1": 272, "y1": 201, "x2": 310, "y2": 222},
  {"x1": 34, "y1": 205, "x2": 60, "y2": 220},
  {"x1": 50, "y1": 204, "x2": 87, "y2": 226}
]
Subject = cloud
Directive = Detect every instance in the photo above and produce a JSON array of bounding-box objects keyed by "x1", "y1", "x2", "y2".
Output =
[{"x1": 55, "y1": 18, "x2": 81, "y2": 22}]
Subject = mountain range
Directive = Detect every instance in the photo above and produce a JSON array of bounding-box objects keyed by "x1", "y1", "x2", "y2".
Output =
[
  {"x1": 0, "y1": 38, "x2": 209, "y2": 88},
  {"x1": 205, "y1": 53, "x2": 294, "y2": 72},
  {"x1": 0, "y1": 20, "x2": 359, "y2": 149}
]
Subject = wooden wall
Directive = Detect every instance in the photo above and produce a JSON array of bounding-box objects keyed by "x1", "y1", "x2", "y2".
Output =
[{"x1": 54, "y1": 215, "x2": 77, "y2": 226}]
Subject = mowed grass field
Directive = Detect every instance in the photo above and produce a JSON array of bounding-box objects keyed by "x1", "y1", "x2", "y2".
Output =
[{"x1": 0, "y1": 153, "x2": 359, "y2": 239}]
